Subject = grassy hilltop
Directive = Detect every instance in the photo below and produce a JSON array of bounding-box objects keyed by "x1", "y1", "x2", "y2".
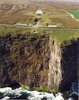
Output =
[{"x1": 0, "y1": 1, "x2": 79, "y2": 43}]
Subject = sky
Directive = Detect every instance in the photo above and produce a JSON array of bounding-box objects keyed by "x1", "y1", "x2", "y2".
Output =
[
  {"x1": 0, "y1": 0, "x2": 79, "y2": 4},
  {"x1": 38, "y1": 0, "x2": 79, "y2": 2},
  {"x1": 57, "y1": 0, "x2": 79, "y2": 2}
]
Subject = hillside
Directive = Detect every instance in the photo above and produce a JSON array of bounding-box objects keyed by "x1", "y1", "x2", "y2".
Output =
[
  {"x1": 0, "y1": 0, "x2": 32, "y2": 4},
  {"x1": 0, "y1": 1, "x2": 79, "y2": 28}
]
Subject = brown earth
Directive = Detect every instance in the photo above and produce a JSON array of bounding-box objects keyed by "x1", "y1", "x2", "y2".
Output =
[{"x1": 0, "y1": 1, "x2": 79, "y2": 28}]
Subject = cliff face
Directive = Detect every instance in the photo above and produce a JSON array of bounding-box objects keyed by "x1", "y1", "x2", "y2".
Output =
[
  {"x1": 59, "y1": 39, "x2": 79, "y2": 92},
  {"x1": 0, "y1": 33, "x2": 78, "y2": 90},
  {"x1": 48, "y1": 37, "x2": 62, "y2": 89},
  {"x1": 0, "y1": 34, "x2": 50, "y2": 88}
]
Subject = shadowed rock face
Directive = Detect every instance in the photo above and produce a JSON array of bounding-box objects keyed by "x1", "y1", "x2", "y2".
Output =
[{"x1": 59, "y1": 39, "x2": 79, "y2": 92}]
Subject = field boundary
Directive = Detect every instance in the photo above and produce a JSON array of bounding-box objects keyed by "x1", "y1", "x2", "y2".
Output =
[
  {"x1": 0, "y1": 24, "x2": 79, "y2": 31},
  {"x1": 65, "y1": 10, "x2": 79, "y2": 22}
]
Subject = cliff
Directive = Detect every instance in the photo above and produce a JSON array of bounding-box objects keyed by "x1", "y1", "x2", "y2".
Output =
[
  {"x1": 48, "y1": 37, "x2": 62, "y2": 89},
  {"x1": 0, "y1": 34, "x2": 49, "y2": 88},
  {"x1": 59, "y1": 39, "x2": 79, "y2": 92},
  {"x1": 0, "y1": 33, "x2": 78, "y2": 91}
]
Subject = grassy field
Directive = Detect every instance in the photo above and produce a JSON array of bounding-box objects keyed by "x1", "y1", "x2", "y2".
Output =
[
  {"x1": 0, "y1": 26, "x2": 31, "y2": 36},
  {"x1": 68, "y1": 10, "x2": 79, "y2": 19},
  {"x1": 0, "y1": 2, "x2": 79, "y2": 29},
  {"x1": 0, "y1": 25, "x2": 79, "y2": 43},
  {"x1": 50, "y1": 30, "x2": 79, "y2": 43},
  {"x1": 38, "y1": 29, "x2": 79, "y2": 43}
]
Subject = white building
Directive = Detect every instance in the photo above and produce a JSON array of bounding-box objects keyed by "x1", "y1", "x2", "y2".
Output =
[
  {"x1": 35, "y1": 9, "x2": 43, "y2": 16},
  {"x1": 48, "y1": 25, "x2": 58, "y2": 28}
]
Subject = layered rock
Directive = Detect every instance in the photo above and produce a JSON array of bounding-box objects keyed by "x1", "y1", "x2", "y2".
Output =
[
  {"x1": 48, "y1": 37, "x2": 62, "y2": 89},
  {"x1": 0, "y1": 33, "x2": 59, "y2": 88},
  {"x1": 0, "y1": 33, "x2": 78, "y2": 91}
]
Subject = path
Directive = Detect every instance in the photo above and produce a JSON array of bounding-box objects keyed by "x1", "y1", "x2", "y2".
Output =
[
  {"x1": 65, "y1": 10, "x2": 79, "y2": 22},
  {"x1": 0, "y1": 23, "x2": 79, "y2": 31}
]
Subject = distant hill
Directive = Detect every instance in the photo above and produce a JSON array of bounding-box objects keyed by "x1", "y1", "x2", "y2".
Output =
[
  {"x1": 33, "y1": 0, "x2": 79, "y2": 2},
  {"x1": 0, "y1": 0, "x2": 32, "y2": 4},
  {"x1": 0, "y1": 0, "x2": 79, "y2": 5}
]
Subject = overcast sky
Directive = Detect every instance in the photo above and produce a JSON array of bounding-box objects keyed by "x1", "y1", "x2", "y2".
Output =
[
  {"x1": 58, "y1": 0, "x2": 79, "y2": 2},
  {"x1": 0, "y1": 0, "x2": 79, "y2": 4},
  {"x1": 38, "y1": 0, "x2": 79, "y2": 2}
]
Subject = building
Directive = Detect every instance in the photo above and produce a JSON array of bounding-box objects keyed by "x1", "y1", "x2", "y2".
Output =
[
  {"x1": 48, "y1": 25, "x2": 58, "y2": 28},
  {"x1": 35, "y1": 9, "x2": 43, "y2": 16}
]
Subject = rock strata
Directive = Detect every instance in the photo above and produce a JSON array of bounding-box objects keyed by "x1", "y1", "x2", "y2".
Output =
[{"x1": 0, "y1": 33, "x2": 78, "y2": 91}]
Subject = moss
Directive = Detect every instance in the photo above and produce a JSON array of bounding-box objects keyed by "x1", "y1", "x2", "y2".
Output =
[
  {"x1": 49, "y1": 87, "x2": 59, "y2": 94},
  {"x1": 21, "y1": 85, "x2": 59, "y2": 94},
  {"x1": 21, "y1": 85, "x2": 30, "y2": 90},
  {"x1": 29, "y1": 86, "x2": 49, "y2": 92}
]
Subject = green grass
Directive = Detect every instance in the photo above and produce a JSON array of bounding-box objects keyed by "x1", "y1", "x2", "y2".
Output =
[
  {"x1": 50, "y1": 30, "x2": 79, "y2": 43},
  {"x1": 38, "y1": 29, "x2": 79, "y2": 43},
  {"x1": 21, "y1": 85, "x2": 59, "y2": 94},
  {"x1": 0, "y1": 26, "x2": 79, "y2": 43},
  {"x1": 68, "y1": 10, "x2": 79, "y2": 19},
  {"x1": 0, "y1": 26, "x2": 31, "y2": 36}
]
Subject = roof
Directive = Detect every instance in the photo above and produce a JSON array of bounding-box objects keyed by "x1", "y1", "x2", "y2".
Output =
[
  {"x1": 48, "y1": 25, "x2": 58, "y2": 28},
  {"x1": 35, "y1": 9, "x2": 43, "y2": 15}
]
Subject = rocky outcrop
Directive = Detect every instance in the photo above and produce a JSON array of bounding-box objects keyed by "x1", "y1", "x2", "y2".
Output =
[
  {"x1": 48, "y1": 37, "x2": 62, "y2": 89},
  {"x1": 0, "y1": 33, "x2": 78, "y2": 91},
  {"x1": 0, "y1": 34, "x2": 50, "y2": 88}
]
